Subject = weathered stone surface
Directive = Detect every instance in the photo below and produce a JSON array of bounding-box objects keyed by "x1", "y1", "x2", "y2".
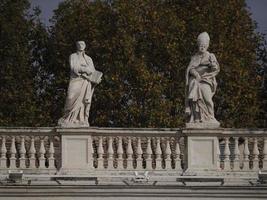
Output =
[
  {"x1": 60, "y1": 134, "x2": 94, "y2": 173},
  {"x1": 184, "y1": 136, "x2": 219, "y2": 174},
  {"x1": 58, "y1": 41, "x2": 102, "y2": 127},
  {"x1": 186, "y1": 122, "x2": 220, "y2": 129},
  {"x1": 0, "y1": 184, "x2": 266, "y2": 199},
  {"x1": 0, "y1": 127, "x2": 266, "y2": 179},
  {"x1": 185, "y1": 32, "x2": 220, "y2": 127}
]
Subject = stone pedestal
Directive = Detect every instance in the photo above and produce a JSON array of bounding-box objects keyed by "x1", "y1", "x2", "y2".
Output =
[
  {"x1": 186, "y1": 122, "x2": 220, "y2": 129},
  {"x1": 57, "y1": 128, "x2": 94, "y2": 174},
  {"x1": 184, "y1": 129, "x2": 222, "y2": 175}
]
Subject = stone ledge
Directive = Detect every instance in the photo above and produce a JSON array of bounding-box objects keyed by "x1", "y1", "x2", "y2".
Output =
[
  {"x1": 0, "y1": 185, "x2": 266, "y2": 199},
  {"x1": 0, "y1": 127, "x2": 266, "y2": 136}
]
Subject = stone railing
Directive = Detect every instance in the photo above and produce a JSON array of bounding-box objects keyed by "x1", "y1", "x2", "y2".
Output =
[
  {"x1": 218, "y1": 129, "x2": 267, "y2": 172},
  {"x1": 0, "y1": 128, "x2": 59, "y2": 173},
  {"x1": 90, "y1": 128, "x2": 183, "y2": 172},
  {"x1": 57, "y1": 128, "x2": 184, "y2": 175},
  {"x1": 0, "y1": 127, "x2": 266, "y2": 177},
  {"x1": 183, "y1": 129, "x2": 267, "y2": 175}
]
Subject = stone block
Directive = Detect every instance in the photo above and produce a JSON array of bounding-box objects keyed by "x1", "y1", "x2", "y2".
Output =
[
  {"x1": 61, "y1": 134, "x2": 93, "y2": 173},
  {"x1": 185, "y1": 136, "x2": 218, "y2": 173}
]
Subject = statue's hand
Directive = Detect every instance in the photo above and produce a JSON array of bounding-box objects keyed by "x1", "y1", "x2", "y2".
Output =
[
  {"x1": 209, "y1": 57, "x2": 217, "y2": 68},
  {"x1": 195, "y1": 74, "x2": 202, "y2": 82},
  {"x1": 85, "y1": 68, "x2": 92, "y2": 75},
  {"x1": 190, "y1": 68, "x2": 202, "y2": 81},
  {"x1": 201, "y1": 61, "x2": 210, "y2": 66}
]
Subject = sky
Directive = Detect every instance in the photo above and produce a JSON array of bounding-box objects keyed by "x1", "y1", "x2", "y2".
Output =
[{"x1": 31, "y1": 0, "x2": 267, "y2": 35}]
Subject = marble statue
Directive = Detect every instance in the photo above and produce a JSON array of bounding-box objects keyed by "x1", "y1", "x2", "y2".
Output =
[
  {"x1": 185, "y1": 32, "x2": 220, "y2": 128},
  {"x1": 58, "y1": 41, "x2": 102, "y2": 127}
]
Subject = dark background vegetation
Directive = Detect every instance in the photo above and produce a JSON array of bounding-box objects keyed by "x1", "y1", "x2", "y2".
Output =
[{"x1": 0, "y1": 0, "x2": 266, "y2": 128}]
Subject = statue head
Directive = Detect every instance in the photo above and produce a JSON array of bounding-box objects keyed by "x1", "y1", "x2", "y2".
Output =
[
  {"x1": 197, "y1": 32, "x2": 210, "y2": 54},
  {"x1": 76, "y1": 41, "x2": 86, "y2": 51}
]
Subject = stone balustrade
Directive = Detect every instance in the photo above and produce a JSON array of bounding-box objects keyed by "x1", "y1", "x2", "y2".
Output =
[
  {"x1": 0, "y1": 127, "x2": 266, "y2": 177},
  {"x1": 56, "y1": 128, "x2": 184, "y2": 174},
  {"x1": 218, "y1": 129, "x2": 267, "y2": 172},
  {"x1": 183, "y1": 128, "x2": 267, "y2": 174},
  {"x1": 0, "y1": 128, "x2": 58, "y2": 173},
  {"x1": 90, "y1": 129, "x2": 183, "y2": 171}
]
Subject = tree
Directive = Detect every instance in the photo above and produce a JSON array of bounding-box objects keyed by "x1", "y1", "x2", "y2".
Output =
[
  {"x1": 47, "y1": 0, "x2": 185, "y2": 127},
  {"x1": 0, "y1": 0, "x2": 48, "y2": 126},
  {"x1": 45, "y1": 0, "x2": 264, "y2": 128},
  {"x1": 0, "y1": 0, "x2": 262, "y2": 128},
  {"x1": 256, "y1": 34, "x2": 267, "y2": 127}
]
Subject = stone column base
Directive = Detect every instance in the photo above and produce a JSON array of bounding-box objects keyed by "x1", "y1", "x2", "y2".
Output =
[
  {"x1": 184, "y1": 131, "x2": 220, "y2": 175},
  {"x1": 58, "y1": 129, "x2": 94, "y2": 174}
]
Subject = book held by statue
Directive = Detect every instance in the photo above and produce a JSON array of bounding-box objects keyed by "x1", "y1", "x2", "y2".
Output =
[{"x1": 82, "y1": 70, "x2": 103, "y2": 84}]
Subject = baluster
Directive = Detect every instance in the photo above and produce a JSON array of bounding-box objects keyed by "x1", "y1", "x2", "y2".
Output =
[
  {"x1": 136, "y1": 137, "x2": 143, "y2": 170},
  {"x1": 145, "y1": 137, "x2": 153, "y2": 170},
  {"x1": 223, "y1": 137, "x2": 231, "y2": 170},
  {"x1": 243, "y1": 137, "x2": 250, "y2": 170},
  {"x1": 48, "y1": 138, "x2": 55, "y2": 169},
  {"x1": 263, "y1": 137, "x2": 267, "y2": 170},
  {"x1": 29, "y1": 137, "x2": 36, "y2": 168},
  {"x1": 97, "y1": 136, "x2": 104, "y2": 169},
  {"x1": 252, "y1": 138, "x2": 259, "y2": 170},
  {"x1": 19, "y1": 136, "x2": 26, "y2": 168},
  {"x1": 0, "y1": 136, "x2": 7, "y2": 168},
  {"x1": 116, "y1": 137, "x2": 124, "y2": 170},
  {"x1": 107, "y1": 137, "x2": 114, "y2": 169},
  {"x1": 155, "y1": 137, "x2": 162, "y2": 170},
  {"x1": 89, "y1": 135, "x2": 94, "y2": 170},
  {"x1": 165, "y1": 138, "x2": 172, "y2": 170},
  {"x1": 217, "y1": 138, "x2": 221, "y2": 170},
  {"x1": 174, "y1": 138, "x2": 181, "y2": 170},
  {"x1": 233, "y1": 137, "x2": 240, "y2": 171},
  {"x1": 39, "y1": 138, "x2": 46, "y2": 169},
  {"x1": 9, "y1": 136, "x2": 17, "y2": 168},
  {"x1": 126, "y1": 137, "x2": 133, "y2": 170}
]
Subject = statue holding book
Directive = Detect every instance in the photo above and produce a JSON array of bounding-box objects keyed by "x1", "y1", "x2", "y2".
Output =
[{"x1": 58, "y1": 41, "x2": 102, "y2": 127}]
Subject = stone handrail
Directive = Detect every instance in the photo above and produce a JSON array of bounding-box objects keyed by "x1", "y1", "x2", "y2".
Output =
[
  {"x1": 0, "y1": 128, "x2": 58, "y2": 172},
  {"x1": 219, "y1": 129, "x2": 267, "y2": 172},
  {"x1": 0, "y1": 127, "x2": 266, "y2": 176},
  {"x1": 183, "y1": 128, "x2": 267, "y2": 172},
  {"x1": 88, "y1": 128, "x2": 182, "y2": 171},
  {"x1": 57, "y1": 127, "x2": 183, "y2": 173}
]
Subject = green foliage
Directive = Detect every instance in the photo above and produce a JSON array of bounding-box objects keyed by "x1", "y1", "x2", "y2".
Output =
[
  {"x1": 47, "y1": 0, "x2": 187, "y2": 127},
  {"x1": 0, "y1": 0, "x2": 49, "y2": 126},
  {"x1": 45, "y1": 0, "x2": 263, "y2": 128},
  {"x1": 0, "y1": 0, "x2": 265, "y2": 128}
]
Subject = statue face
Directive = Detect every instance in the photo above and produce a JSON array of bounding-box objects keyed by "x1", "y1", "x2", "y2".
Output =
[
  {"x1": 198, "y1": 43, "x2": 208, "y2": 54},
  {"x1": 76, "y1": 41, "x2": 86, "y2": 51}
]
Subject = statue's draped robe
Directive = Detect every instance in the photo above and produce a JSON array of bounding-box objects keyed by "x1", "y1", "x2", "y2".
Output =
[
  {"x1": 185, "y1": 52, "x2": 220, "y2": 123},
  {"x1": 58, "y1": 52, "x2": 95, "y2": 127}
]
